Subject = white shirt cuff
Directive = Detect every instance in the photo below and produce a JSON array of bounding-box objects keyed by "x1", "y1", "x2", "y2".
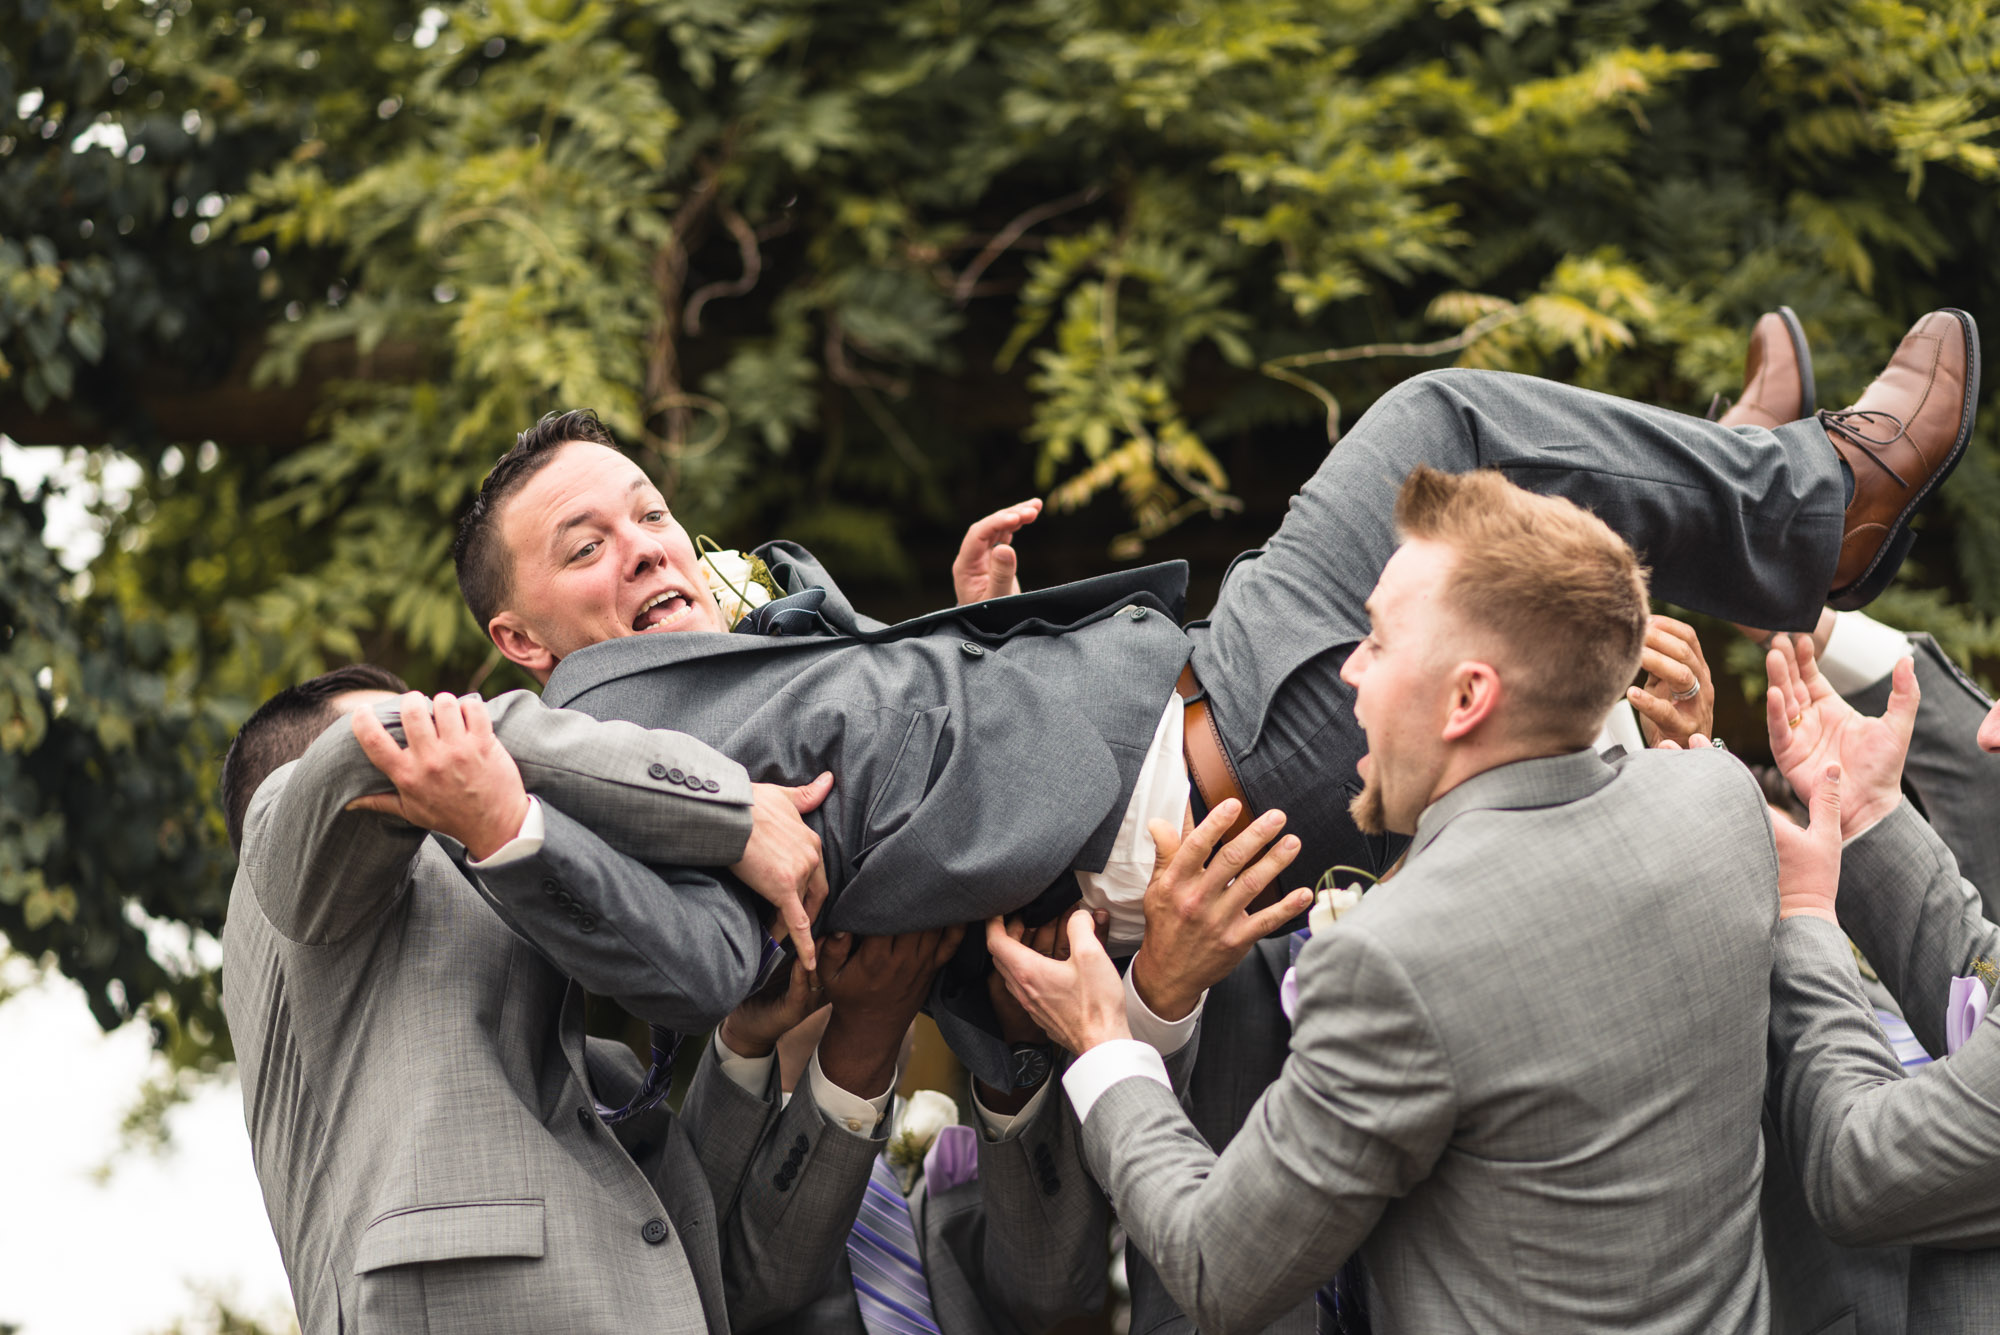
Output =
[
  {"x1": 970, "y1": 1077, "x2": 1052, "y2": 1141},
  {"x1": 1124, "y1": 960, "x2": 1203, "y2": 1056},
  {"x1": 809, "y1": 1048, "x2": 895, "y2": 1136},
  {"x1": 712, "y1": 1027, "x2": 777, "y2": 1097},
  {"x1": 466, "y1": 796, "x2": 545, "y2": 868},
  {"x1": 1820, "y1": 612, "x2": 1914, "y2": 697},
  {"x1": 1063, "y1": 1039, "x2": 1172, "y2": 1125}
]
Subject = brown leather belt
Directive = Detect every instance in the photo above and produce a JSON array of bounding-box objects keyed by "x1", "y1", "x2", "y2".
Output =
[{"x1": 1177, "y1": 662, "x2": 1254, "y2": 845}]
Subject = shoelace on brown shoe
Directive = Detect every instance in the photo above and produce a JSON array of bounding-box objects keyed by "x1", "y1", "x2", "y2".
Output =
[{"x1": 1818, "y1": 407, "x2": 1912, "y2": 488}]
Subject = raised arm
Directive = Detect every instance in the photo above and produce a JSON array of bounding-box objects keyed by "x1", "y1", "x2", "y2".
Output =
[{"x1": 992, "y1": 911, "x2": 1456, "y2": 1334}]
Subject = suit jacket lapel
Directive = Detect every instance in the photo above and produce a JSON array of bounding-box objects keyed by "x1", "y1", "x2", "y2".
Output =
[{"x1": 1405, "y1": 749, "x2": 1617, "y2": 866}]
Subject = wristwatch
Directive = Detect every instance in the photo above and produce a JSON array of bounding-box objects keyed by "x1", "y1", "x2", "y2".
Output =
[{"x1": 1007, "y1": 1041, "x2": 1055, "y2": 1090}]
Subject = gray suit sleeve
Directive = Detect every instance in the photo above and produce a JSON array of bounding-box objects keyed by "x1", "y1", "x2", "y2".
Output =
[
  {"x1": 680, "y1": 1037, "x2": 782, "y2": 1219},
  {"x1": 1770, "y1": 913, "x2": 2000, "y2": 1247},
  {"x1": 468, "y1": 803, "x2": 764, "y2": 1030},
  {"x1": 964, "y1": 1069, "x2": 1111, "y2": 1333},
  {"x1": 715, "y1": 1063, "x2": 886, "y2": 1329},
  {"x1": 1838, "y1": 799, "x2": 2000, "y2": 1055},
  {"x1": 242, "y1": 726, "x2": 429, "y2": 945},
  {"x1": 1080, "y1": 926, "x2": 1456, "y2": 1334},
  {"x1": 350, "y1": 690, "x2": 756, "y2": 864}
]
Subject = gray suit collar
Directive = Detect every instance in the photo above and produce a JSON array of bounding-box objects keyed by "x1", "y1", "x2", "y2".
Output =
[{"x1": 1406, "y1": 748, "x2": 1614, "y2": 864}]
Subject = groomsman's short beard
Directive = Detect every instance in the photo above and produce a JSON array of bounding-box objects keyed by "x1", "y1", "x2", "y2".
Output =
[{"x1": 1350, "y1": 771, "x2": 1387, "y2": 836}]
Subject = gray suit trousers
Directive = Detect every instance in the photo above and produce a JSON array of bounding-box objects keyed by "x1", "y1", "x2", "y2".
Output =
[{"x1": 1195, "y1": 367, "x2": 1847, "y2": 885}]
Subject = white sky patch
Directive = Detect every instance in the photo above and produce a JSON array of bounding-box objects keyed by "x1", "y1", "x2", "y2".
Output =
[
  {"x1": 0, "y1": 436, "x2": 144, "y2": 571},
  {"x1": 0, "y1": 969, "x2": 293, "y2": 1334},
  {"x1": 70, "y1": 119, "x2": 129, "y2": 157}
]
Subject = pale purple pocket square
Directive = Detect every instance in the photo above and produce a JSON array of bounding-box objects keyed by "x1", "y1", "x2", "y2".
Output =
[
  {"x1": 1947, "y1": 975, "x2": 1990, "y2": 1057},
  {"x1": 923, "y1": 1123, "x2": 979, "y2": 1194}
]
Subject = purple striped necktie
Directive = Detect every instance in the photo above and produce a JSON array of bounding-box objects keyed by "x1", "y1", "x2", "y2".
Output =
[{"x1": 848, "y1": 1154, "x2": 942, "y2": 1335}]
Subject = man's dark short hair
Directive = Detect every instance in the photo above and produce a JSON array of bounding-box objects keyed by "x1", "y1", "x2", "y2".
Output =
[
  {"x1": 221, "y1": 664, "x2": 410, "y2": 853},
  {"x1": 452, "y1": 409, "x2": 617, "y2": 634}
]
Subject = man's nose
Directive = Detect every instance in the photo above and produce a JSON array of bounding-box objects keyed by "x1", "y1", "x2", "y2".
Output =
[
  {"x1": 1978, "y1": 700, "x2": 2000, "y2": 754},
  {"x1": 623, "y1": 522, "x2": 669, "y2": 579}
]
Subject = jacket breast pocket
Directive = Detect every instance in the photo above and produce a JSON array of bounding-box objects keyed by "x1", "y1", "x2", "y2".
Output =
[
  {"x1": 355, "y1": 1200, "x2": 546, "y2": 1334},
  {"x1": 858, "y1": 705, "x2": 950, "y2": 860}
]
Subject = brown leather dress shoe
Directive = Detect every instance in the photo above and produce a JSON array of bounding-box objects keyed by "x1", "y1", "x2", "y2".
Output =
[
  {"x1": 1717, "y1": 307, "x2": 1816, "y2": 429},
  {"x1": 1826, "y1": 308, "x2": 1981, "y2": 610}
]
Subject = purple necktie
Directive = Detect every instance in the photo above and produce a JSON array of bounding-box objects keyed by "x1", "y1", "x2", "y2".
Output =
[{"x1": 848, "y1": 1155, "x2": 942, "y2": 1335}]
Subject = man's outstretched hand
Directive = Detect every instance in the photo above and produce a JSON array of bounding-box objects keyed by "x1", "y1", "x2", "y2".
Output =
[
  {"x1": 349, "y1": 692, "x2": 530, "y2": 861},
  {"x1": 1765, "y1": 633, "x2": 1914, "y2": 840},
  {"x1": 731, "y1": 774, "x2": 834, "y2": 972},
  {"x1": 952, "y1": 499, "x2": 1041, "y2": 604},
  {"x1": 1128, "y1": 801, "x2": 1312, "y2": 1023},
  {"x1": 1771, "y1": 765, "x2": 1845, "y2": 924},
  {"x1": 987, "y1": 911, "x2": 1129, "y2": 1056}
]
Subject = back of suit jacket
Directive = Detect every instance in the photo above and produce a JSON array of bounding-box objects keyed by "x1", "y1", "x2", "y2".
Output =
[
  {"x1": 1087, "y1": 748, "x2": 1777, "y2": 1334},
  {"x1": 223, "y1": 718, "x2": 745, "y2": 1334}
]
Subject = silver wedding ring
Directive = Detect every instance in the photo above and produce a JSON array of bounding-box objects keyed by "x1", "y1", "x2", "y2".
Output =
[{"x1": 1670, "y1": 682, "x2": 1700, "y2": 702}]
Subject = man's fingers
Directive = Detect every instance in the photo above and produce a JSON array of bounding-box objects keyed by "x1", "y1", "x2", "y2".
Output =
[
  {"x1": 351, "y1": 707, "x2": 412, "y2": 782},
  {"x1": 1638, "y1": 648, "x2": 1697, "y2": 695},
  {"x1": 1244, "y1": 887, "x2": 1316, "y2": 939},
  {"x1": 1148, "y1": 816, "x2": 1183, "y2": 876},
  {"x1": 935, "y1": 923, "x2": 966, "y2": 966},
  {"x1": 1064, "y1": 909, "x2": 1108, "y2": 967},
  {"x1": 1209, "y1": 809, "x2": 1286, "y2": 880},
  {"x1": 431, "y1": 692, "x2": 466, "y2": 741},
  {"x1": 465, "y1": 696, "x2": 496, "y2": 743},
  {"x1": 788, "y1": 772, "x2": 834, "y2": 813},
  {"x1": 1886, "y1": 655, "x2": 1921, "y2": 742},
  {"x1": 802, "y1": 861, "x2": 830, "y2": 924},
  {"x1": 1809, "y1": 764, "x2": 1842, "y2": 840},
  {"x1": 1628, "y1": 686, "x2": 1681, "y2": 733},
  {"x1": 398, "y1": 691, "x2": 438, "y2": 752},
  {"x1": 780, "y1": 894, "x2": 817, "y2": 973},
  {"x1": 1224, "y1": 833, "x2": 1301, "y2": 910},
  {"x1": 1765, "y1": 685, "x2": 1796, "y2": 756},
  {"x1": 985, "y1": 543, "x2": 1018, "y2": 600},
  {"x1": 1649, "y1": 615, "x2": 1702, "y2": 653},
  {"x1": 344, "y1": 792, "x2": 407, "y2": 818}
]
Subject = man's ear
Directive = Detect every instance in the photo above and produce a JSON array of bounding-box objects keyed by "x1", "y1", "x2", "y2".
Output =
[
  {"x1": 1441, "y1": 661, "x2": 1503, "y2": 742},
  {"x1": 488, "y1": 613, "x2": 557, "y2": 681}
]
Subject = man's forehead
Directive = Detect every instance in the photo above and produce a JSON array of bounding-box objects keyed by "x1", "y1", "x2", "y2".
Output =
[{"x1": 503, "y1": 442, "x2": 659, "y2": 546}]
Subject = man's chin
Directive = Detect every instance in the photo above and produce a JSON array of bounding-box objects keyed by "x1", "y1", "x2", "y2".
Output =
[{"x1": 1349, "y1": 772, "x2": 1387, "y2": 837}]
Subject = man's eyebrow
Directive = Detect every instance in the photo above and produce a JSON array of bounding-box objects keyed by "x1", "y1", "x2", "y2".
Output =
[{"x1": 549, "y1": 479, "x2": 654, "y2": 553}]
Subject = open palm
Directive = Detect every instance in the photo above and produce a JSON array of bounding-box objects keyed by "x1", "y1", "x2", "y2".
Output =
[{"x1": 1764, "y1": 633, "x2": 1915, "y2": 839}]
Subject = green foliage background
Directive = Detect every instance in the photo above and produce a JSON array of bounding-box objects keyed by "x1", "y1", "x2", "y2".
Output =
[{"x1": 6, "y1": 0, "x2": 2000, "y2": 1074}]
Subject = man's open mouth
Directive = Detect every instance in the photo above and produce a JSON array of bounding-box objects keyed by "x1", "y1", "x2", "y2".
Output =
[{"x1": 633, "y1": 590, "x2": 694, "y2": 632}]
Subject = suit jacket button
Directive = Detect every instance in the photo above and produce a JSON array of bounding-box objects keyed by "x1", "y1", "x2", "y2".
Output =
[
  {"x1": 683, "y1": 775, "x2": 704, "y2": 790},
  {"x1": 794, "y1": 1134, "x2": 810, "y2": 1152},
  {"x1": 773, "y1": 1173, "x2": 791, "y2": 1192},
  {"x1": 577, "y1": 1106, "x2": 594, "y2": 1130},
  {"x1": 668, "y1": 767, "x2": 686, "y2": 783},
  {"x1": 554, "y1": 891, "x2": 573, "y2": 908},
  {"x1": 960, "y1": 641, "x2": 983, "y2": 657},
  {"x1": 1041, "y1": 1175, "x2": 1061, "y2": 1196},
  {"x1": 648, "y1": 763, "x2": 669, "y2": 780},
  {"x1": 703, "y1": 779, "x2": 720, "y2": 793},
  {"x1": 641, "y1": 1217, "x2": 670, "y2": 1245},
  {"x1": 579, "y1": 915, "x2": 597, "y2": 933},
  {"x1": 540, "y1": 879, "x2": 559, "y2": 896}
]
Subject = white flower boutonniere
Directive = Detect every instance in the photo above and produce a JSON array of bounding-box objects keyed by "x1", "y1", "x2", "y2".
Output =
[
  {"x1": 696, "y1": 536, "x2": 780, "y2": 630},
  {"x1": 1309, "y1": 884, "x2": 1364, "y2": 936},
  {"x1": 886, "y1": 1089, "x2": 959, "y2": 1188}
]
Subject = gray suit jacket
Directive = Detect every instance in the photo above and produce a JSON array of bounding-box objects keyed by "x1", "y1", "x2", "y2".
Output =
[
  {"x1": 1768, "y1": 801, "x2": 2000, "y2": 1291},
  {"x1": 1080, "y1": 747, "x2": 1778, "y2": 1334},
  {"x1": 221, "y1": 704, "x2": 758, "y2": 1333},
  {"x1": 679, "y1": 1041, "x2": 1107, "y2": 1334}
]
